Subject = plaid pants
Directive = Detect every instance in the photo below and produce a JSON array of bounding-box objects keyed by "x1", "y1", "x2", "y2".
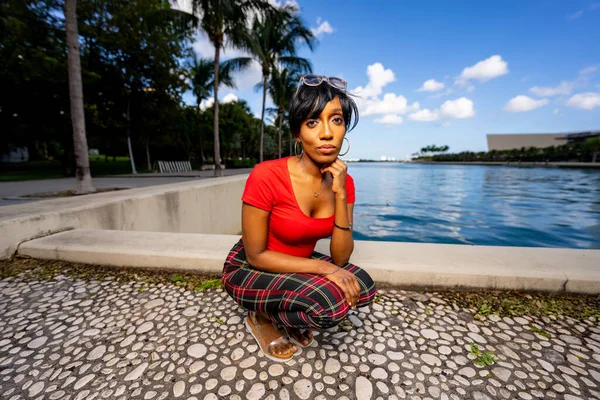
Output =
[{"x1": 222, "y1": 239, "x2": 377, "y2": 330}]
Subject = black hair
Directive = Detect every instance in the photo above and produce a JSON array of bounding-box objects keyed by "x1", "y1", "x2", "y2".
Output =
[{"x1": 288, "y1": 82, "x2": 359, "y2": 138}]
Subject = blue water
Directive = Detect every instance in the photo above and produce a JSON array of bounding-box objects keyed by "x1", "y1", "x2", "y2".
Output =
[{"x1": 349, "y1": 163, "x2": 600, "y2": 249}]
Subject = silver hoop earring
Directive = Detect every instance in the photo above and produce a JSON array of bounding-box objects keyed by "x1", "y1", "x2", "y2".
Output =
[
  {"x1": 294, "y1": 141, "x2": 304, "y2": 158},
  {"x1": 339, "y1": 137, "x2": 350, "y2": 157}
]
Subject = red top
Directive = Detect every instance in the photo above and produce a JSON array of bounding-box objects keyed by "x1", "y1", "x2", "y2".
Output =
[{"x1": 242, "y1": 156, "x2": 356, "y2": 258}]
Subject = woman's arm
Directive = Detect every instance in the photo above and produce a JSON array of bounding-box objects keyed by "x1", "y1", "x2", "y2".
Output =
[{"x1": 330, "y1": 200, "x2": 354, "y2": 266}]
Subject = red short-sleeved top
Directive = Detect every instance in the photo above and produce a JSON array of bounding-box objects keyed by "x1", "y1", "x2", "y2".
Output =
[{"x1": 242, "y1": 156, "x2": 355, "y2": 258}]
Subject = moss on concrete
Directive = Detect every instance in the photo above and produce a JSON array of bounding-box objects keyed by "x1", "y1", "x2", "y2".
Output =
[{"x1": 2, "y1": 256, "x2": 599, "y2": 321}]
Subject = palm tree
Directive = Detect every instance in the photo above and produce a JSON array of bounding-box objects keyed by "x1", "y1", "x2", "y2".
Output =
[
  {"x1": 187, "y1": 53, "x2": 237, "y2": 164},
  {"x1": 238, "y1": 5, "x2": 315, "y2": 162},
  {"x1": 188, "y1": 0, "x2": 267, "y2": 177},
  {"x1": 268, "y1": 67, "x2": 300, "y2": 158},
  {"x1": 64, "y1": 0, "x2": 95, "y2": 193}
]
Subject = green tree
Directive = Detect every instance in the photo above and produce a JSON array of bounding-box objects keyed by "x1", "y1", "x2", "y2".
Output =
[
  {"x1": 268, "y1": 67, "x2": 300, "y2": 158},
  {"x1": 188, "y1": 0, "x2": 268, "y2": 176},
  {"x1": 238, "y1": 4, "x2": 315, "y2": 162},
  {"x1": 187, "y1": 53, "x2": 237, "y2": 164}
]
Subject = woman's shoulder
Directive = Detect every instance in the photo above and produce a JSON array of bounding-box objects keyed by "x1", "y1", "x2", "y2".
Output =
[{"x1": 250, "y1": 157, "x2": 289, "y2": 177}]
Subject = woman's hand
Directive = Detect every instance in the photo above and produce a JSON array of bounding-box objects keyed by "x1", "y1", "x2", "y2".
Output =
[
  {"x1": 321, "y1": 262, "x2": 360, "y2": 307},
  {"x1": 320, "y1": 158, "x2": 347, "y2": 197}
]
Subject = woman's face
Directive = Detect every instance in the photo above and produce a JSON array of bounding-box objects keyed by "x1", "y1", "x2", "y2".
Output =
[{"x1": 298, "y1": 97, "x2": 346, "y2": 164}]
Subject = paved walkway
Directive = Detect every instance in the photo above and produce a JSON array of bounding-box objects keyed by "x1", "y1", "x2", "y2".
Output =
[
  {"x1": 0, "y1": 265, "x2": 599, "y2": 400},
  {"x1": 0, "y1": 169, "x2": 252, "y2": 207}
]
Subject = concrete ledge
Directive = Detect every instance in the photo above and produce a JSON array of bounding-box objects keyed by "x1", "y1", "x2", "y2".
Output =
[
  {"x1": 17, "y1": 229, "x2": 600, "y2": 294},
  {"x1": 0, "y1": 175, "x2": 247, "y2": 259}
]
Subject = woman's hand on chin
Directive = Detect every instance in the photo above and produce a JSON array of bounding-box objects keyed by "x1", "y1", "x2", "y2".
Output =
[{"x1": 320, "y1": 158, "x2": 348, "y2": 197}]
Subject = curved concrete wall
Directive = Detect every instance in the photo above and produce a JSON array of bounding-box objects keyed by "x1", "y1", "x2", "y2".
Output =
[{"x1": 0, "y1": 175, "x2": 247, "y2": 259}]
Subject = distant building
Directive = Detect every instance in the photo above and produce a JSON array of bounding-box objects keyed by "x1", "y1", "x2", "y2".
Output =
[{"x1": 487, "y1": 131, "x2": 600, "y2": 151}]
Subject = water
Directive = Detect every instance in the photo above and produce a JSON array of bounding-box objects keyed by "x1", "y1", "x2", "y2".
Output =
[{"x1": 349, "y1": 163, "x2": 600, "y2": 249}]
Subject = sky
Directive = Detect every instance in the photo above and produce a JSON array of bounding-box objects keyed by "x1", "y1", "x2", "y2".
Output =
[{"x1": 176, "y1": 0, "x2": 600, "y2": 160}]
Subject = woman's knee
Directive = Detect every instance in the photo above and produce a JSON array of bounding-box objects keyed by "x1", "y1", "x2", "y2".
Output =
[
  {"x1": 310, "y1": 301, "x2": 350, "y2": 329},
  {"x1": 348, "y1": 265, "x2": 377, "y2": 305},
  {"x1": 306, "y1": 282, "x2": 350, "y2": 329}
]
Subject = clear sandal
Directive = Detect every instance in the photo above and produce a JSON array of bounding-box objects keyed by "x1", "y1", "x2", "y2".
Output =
[{"x1": 244, "y1": 312, "x2": 295, "y2": 362}]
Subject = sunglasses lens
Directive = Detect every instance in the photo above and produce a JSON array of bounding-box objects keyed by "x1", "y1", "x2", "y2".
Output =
[
  {"x1": 328, "y1": 77, "x2": 347, "y2": 90},
  {"x1": 302, "y1": 75, "x2": 322, "y2": 86}
]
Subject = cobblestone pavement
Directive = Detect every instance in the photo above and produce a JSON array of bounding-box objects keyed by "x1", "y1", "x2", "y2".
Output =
[{"x1": 0, "y1": 271, "x2": 599, "y2": 400}]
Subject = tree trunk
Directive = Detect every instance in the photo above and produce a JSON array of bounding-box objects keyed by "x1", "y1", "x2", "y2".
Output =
[
  {"x1": 146, "y1": 140, "x2": 151, "y2": 171},
  {"x1": 278, "y1": 110, "x2": 283, "y2": 159},
  {"x1": 126, "y1": 99, "x2": 137, "y2": 174},
  {"x1": 64, "y1": 0, "x2": 95, "y2": 194},
  {"x1": 259, "y1": 73, "x2": 268, "y2": 162},
  {"x1": 213, "y1": 44, "x2": 223, "y2": 177},
  {"x1": 196, "y1": 104, "x2": 205, "y2": 166}
]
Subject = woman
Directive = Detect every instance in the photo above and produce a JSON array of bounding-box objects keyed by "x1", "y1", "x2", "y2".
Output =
[{"x1": 222, "y1": 75, "x2": 377, "y2": 362}]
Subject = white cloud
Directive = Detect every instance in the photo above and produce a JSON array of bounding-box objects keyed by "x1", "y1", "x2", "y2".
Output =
[
  {"x1": 418, "y1": 79, "x2": 445, "y2": 92},
  {"x1": 553, "y1": 108, "x2": 560, "y2": 115},
  {"x1": 408, "y1": 109, "x2": 440, "y2": 121},
  {"x1": 430, "y1": 88, "x2": 454, "y2": 99},
  {"x1": 199, "y1": 93, "x2": 239, "y2": 111},
  {"x1": 374, "y1": 114, "x2": 403, "y2": 125},
  {"x1": 503, "y1": 95, "x2": 549, "y2": 112},
  {"x1": 529, "y1": 81, "x2": 573, "y2": 97},
  {"x1": 408, "y1": 98, "x2": 475, "y2": 122},
  {"x1": 567, "y1": 10, "x2": 584, "y2": 21},
  {"x1": 440, "y1": 97, "x2": 475, "y2": 119},
  {"x1": 442, "y1": 121, "x2": 453, "y2": 127},
  {"x1": 311, "y1": 20, "x2": 334, "y2": 37},
  {"x1": 591, "y1": 3, "x2": 600, "y2": 10},
  {"x1": 457, "y1": 55, "x2": 509, "y2": 84},
  {"x1": 222, "y1": 93, "x2": 239, "y2": 103},
  {"x1": 566, "y1": 92, "x2": 600, "y2": 110},
  {"x1": 579, "y1": 66, "x2": 598, "y2": 75},
  {"x1": 269, "y1": 0, "x2": 299, "y2": 9},
  {"x1": 353, "y1": 63, "x2": 396, "y2": 99},
  {"x1": 362, "y1": 94, "x2": 419, "y2": 116}
]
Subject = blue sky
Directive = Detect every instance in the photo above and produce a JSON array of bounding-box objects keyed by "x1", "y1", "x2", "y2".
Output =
[{"x1": 180, "y1": 0, "x2": 600, "y2": 160}]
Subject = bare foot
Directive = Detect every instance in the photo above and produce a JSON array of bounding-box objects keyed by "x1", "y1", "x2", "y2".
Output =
[
  {"x1": 285, "y1": 327, "x2": 313, "y2": 347},
  {"x1": 245, "y1": 312, "x2": 297, "y2": 361}
]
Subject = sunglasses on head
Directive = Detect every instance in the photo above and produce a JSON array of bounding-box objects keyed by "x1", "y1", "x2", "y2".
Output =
[{"x1": 295, "y1": 74, "x2": 348, "y2": 96}]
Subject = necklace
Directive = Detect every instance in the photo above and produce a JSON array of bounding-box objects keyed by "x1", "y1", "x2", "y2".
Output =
[{"x1": 299, "y1": 158, "x2": 325, "y2": 198}]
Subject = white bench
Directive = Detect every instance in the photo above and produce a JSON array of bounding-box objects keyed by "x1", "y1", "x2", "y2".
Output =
[{"x1": 154, "y1": 160, "x2": 192, "y2": 173}]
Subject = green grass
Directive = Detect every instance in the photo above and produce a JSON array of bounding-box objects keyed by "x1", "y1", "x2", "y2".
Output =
[
  {"x1": 0, "y1": 256, "x2": 223, "y2": 294},
  {"x1": 0, "y1": 155, "x2": 149, "y2": 182},
  {"x1": 470, "y1": 343, "x2": 496, "y2": 367},
  {"x1": 529, "y1": 325, "x2": 551, "y2": 339},
  {"x1": 195, "y1": 279, "x2": 222, "y2": 291},
  {"x1": 443, "y1": 290, "x2": 600, "y2": 321}
]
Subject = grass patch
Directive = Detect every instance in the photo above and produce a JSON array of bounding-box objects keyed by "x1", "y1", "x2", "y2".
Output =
[
  {"x1": 0, "y1": 156, "x2": 150, "y2": 182},
  {"x1": 195, "y1": 279, "x2": 222, "y2": 291},
  {"x1": 442, "y1": 290, "x2": 600, "y2": 321},
  {"x1": 470, "y1": 343, "x2": 496, "y2": 367},
  {"x1": 529, "y1": 325, "x2": 551, "y2": 339},
  {"x1": 0, "y1": 256, "x2": 222, "y2": 292}
]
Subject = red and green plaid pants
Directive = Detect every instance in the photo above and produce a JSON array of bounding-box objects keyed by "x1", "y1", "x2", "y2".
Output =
[{"x1": 222, "y1": 239, "x2": 377, "y2": 330}]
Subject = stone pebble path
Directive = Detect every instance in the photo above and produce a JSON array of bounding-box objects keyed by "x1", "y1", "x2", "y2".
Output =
[{"x1": 0, "y1": 273, "x2": 599, "y2": 400}]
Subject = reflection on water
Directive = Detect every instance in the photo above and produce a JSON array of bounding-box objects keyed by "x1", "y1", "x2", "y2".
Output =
[{"x1": 350, "y1": 163, "x2": 600, "y2": 249}]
